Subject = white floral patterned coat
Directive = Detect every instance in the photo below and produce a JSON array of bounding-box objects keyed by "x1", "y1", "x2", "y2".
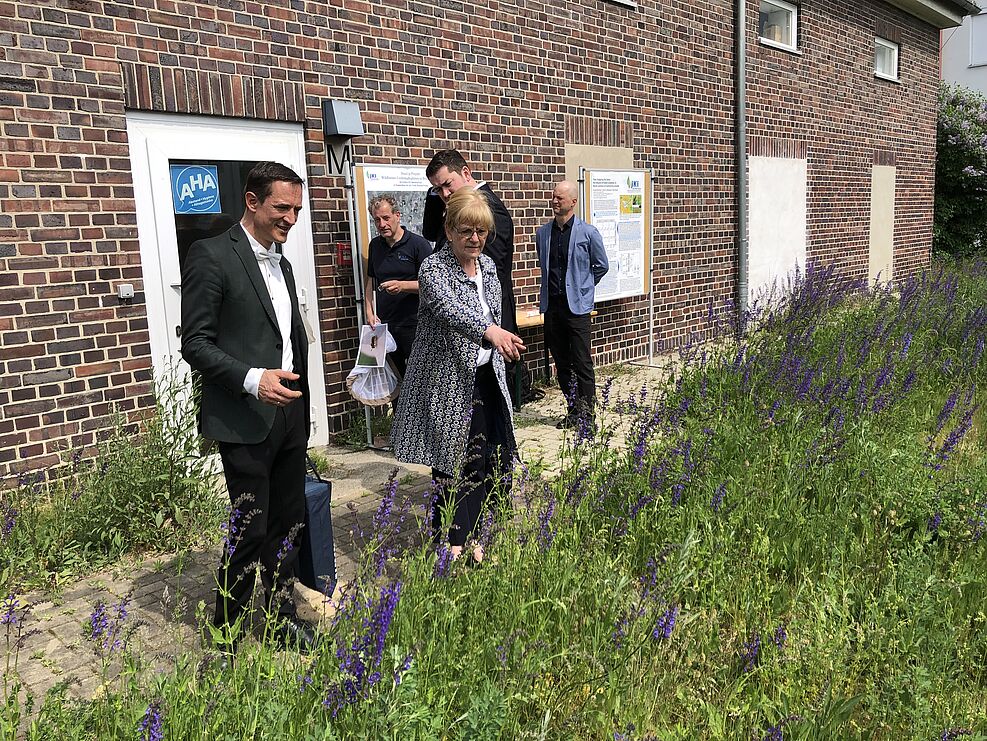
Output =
[{"x1": 392, "y1": 246, "x2": 515, "y2": 475}]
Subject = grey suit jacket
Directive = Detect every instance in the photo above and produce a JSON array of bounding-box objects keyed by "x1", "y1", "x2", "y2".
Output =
[{"x1": 180, "y1": 224, "x2": 310, "y2": 445}]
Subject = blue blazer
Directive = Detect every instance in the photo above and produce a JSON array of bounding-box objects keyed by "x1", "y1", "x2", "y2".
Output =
[{"x1": 536, "y1": 216, "x2": 609, "y2": 315}]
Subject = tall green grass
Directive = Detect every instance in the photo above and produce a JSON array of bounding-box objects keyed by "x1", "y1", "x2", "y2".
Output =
[
  {"x1": 4, "y1": 261, "x2": 986, "y2": 739},
  {"x1": 0, "y1": 366, "x2": 223, "y2": 592}
]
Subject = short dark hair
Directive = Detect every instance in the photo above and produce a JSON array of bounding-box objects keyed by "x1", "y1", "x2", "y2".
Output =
[
  {"x1": 425, "y1": 149, "x2": 469, "y2": 179},
  {"x1": 243, "y1": 161, "x2": 304, "y2": 202}
]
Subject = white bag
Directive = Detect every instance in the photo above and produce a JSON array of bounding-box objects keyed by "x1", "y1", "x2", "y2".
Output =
[{"x1": 346, "y1": 327, "x2": 400, "y2": 406}]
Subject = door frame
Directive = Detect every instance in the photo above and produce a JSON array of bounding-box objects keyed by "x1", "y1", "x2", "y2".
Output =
[{"x1": 126, "y1": 111, "x2": 329, "y2": 445}]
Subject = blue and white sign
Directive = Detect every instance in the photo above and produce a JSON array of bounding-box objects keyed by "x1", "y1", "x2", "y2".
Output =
[{"x1": 170, "y1": 164, "x2": 221, "y2": 214}]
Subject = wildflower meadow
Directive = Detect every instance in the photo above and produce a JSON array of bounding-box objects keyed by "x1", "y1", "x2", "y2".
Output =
[{"x1": 2, "y1": 259, "x2": 986, "y2": 739}]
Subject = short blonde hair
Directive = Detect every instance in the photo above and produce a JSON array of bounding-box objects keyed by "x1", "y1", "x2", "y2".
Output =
[{"x1": 444, "y1": 188, "x2": 494, "y2": 235}]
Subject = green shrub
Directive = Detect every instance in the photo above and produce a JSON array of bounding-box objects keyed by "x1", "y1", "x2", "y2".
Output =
[
  {"x1": 0, "y1": 366, "x2": 223, "y2": 591},
  {"x1": 935, "y1": 83, "x2": 987, "y2": 257}
]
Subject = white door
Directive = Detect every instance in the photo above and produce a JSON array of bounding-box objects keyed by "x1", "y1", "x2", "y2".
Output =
[{"x1": 127, "y1": 112, "x2": 329, "y2": 445}]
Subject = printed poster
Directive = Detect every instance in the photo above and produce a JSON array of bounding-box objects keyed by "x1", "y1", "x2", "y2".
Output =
[
  {"x1": 356, "y1": 165, "x2": 433, "y2": 260},
  {"x1": 585, "y1": 170, "x2": 650, "y2": 302}
]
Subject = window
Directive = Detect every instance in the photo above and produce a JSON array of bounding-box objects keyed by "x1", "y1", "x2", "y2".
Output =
[
  {"x1": 759, "y1": 0, "x2": 797, "y2": 51},
  {"x1": 874, "y1": 37, "x2": 899, "y2": 81},
  {"x1": 970, "y1": 12, "x2": 987, "y2": 67}
]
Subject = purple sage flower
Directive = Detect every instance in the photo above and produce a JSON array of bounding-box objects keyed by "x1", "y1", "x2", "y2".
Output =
[
  {"x1": 433, "y1": 544, "x2": 453, "y2": 579},
  {"x1": 1, "y1": 595, "x2": 20, "y2": 627},
  {"x1": 85, "y1": 597, "x2": 131, "y2": 653},
  {"x1": 940, "y1": 730, "x2": 972, "y2": 741},
  {"x1": 969, "y1": 501, "x2": 986, "y2": 542},
  {"x1": 138, "y1": 701, "x2": 163, "y2": 741},
  {"x1": 772, "y1": 623, "x2": 788, "y2": 651},
  {"x1": 537, "y1": 496, "x2": 557, "y2": 551},
  {"x1": 931, "y1": 406, "x2": 978, "y2": 471},
  {"x1": 323, "y1": 580, "x2": 403, "y2": 717},
  {"x1": 711, "y1": 483, "x2": 726, "y2": 512},
  {"x1": 763, "y1": 725, "x2": 784, "y2": 741},
  {"x1": 741, "y1": 632, "x2": 761, "y2": 673},
  {"x1": 0, "y1": 503, "x2": 16, "y2": 541},
  {"x1": 276, "y1": 536, "x2": 294, "y2": 562},
  {"x1": 653, "y1": 605, "x2": 678, "y2": 641}
]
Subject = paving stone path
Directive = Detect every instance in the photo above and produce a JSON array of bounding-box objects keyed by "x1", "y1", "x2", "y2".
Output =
[{"x1": 6, "y1": 362, "x2": 671, "y2": 703}]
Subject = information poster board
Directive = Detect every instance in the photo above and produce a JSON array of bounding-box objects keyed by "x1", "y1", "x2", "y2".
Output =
[
  {"x1": 582, "y1": 169, "x2": 652, "y2": 302},
  {"x1": 353, "y1": 164, "x2": 432, "y2": 266}
]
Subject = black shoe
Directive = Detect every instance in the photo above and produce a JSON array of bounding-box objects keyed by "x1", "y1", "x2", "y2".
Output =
[{"x1": 270, "y1": 615, "x2": 317, "y2": 654}]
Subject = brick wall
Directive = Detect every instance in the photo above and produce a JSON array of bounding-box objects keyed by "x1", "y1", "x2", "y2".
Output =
[
  {"x1": 0, "y1": 0, "x2": 943, "y2": 478},
  {"x1": 745, "y1": 1, "x2": 939, "y2": 279}
]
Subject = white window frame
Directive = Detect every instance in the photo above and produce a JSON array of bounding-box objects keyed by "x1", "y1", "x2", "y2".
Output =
[
  {"x1": 874, "y1": 37, "x2": 900, "y2": 82},
  {"x1": 759, "y1": 0, "x2": 798, "y2": 53},
  {"x1": 970, "y1": 12, "x2": 987, "y2": 68}
]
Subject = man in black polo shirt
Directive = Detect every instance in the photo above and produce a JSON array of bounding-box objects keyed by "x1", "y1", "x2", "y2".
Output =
[{"x1": 363, "y1": 196, "x2": 432, "y2": 377}]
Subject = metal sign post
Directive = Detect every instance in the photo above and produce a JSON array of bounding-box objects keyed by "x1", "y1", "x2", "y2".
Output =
[{"x1": 342, "y1": 162, "x2": 374, "y2": 448}]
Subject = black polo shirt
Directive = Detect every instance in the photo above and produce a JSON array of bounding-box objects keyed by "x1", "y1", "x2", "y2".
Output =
[
  {"x1": 367, "y1": 228, "x2": 432, "y2": 328},
  {"x1": 548, "y1": 216, "x2": 573, "y2": 297}
]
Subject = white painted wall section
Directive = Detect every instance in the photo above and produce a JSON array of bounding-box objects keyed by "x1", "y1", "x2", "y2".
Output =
[
  {"x1": 869, "y1": 165, "x2": 896, "y2": 285},
  {"x1": 748, "y1": 156, "x2": 808, "y2": 303}
]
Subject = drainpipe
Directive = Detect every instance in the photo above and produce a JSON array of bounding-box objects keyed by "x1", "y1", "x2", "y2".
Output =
[{"x1": 736, "y1": 0, "x2": 749, "y2": 325}]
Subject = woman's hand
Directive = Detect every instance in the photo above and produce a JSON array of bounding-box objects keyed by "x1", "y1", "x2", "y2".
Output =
[{"x1": 483, "y1": 325, "x2": 525, "y2": 361}]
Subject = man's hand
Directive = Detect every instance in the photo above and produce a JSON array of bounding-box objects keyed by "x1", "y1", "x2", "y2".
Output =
[
  {"x1": 483, "y1": 325, "x2": 525, "y2": 361},
  {"x1": 379, "y1": 280, "x2": 403, "y2": 295},
  {"x1": 257, "y1": 369, "x2": 303, "y2": 406},
  {"x1": 366, "y1": 310, "x2": 379, "y2": 328}
]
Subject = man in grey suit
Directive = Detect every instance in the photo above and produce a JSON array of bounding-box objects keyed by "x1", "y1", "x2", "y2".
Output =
[
  {"x1": 181, "y1": 161, "x2": 315, "y2": 653},
  {"x1": 536, "y1": 180, "x2": 610, "y2": 428}
]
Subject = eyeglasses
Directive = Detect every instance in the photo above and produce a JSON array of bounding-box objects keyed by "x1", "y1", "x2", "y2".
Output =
[{"x1": 455, "y1": 227, "x2": 489, "y2": 239}]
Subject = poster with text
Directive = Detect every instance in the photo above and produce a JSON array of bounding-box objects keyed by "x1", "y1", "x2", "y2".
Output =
[
  {"x1": 584, "y1": 170, "x2": 651, "y2": 302},
  {"x1": 355, "y1": 164, "x2": 433, "y2": 264}
]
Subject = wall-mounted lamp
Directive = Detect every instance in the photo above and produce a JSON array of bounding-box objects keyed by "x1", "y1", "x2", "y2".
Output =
[{"x1": 322, "y1": 100, "x2": 364, "y2": 175}]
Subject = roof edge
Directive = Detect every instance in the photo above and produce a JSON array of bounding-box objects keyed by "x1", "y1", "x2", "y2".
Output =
[{"x1": 884, "y1": 0, "x2": 980, "y2": 29}]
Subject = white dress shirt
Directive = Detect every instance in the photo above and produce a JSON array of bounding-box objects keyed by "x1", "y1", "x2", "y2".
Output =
[
  {"x1": 472, "y1": 271, "x2": 494, "y2": 367},
  {"x1": 240, "y1": 225, "x2": 294, "y2": 398}
]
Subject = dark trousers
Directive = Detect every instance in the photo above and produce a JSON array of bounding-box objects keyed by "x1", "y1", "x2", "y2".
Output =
[
  {"x1": 431, "y1": 363, "x2": 511, "y2": 547},
  {"x1": 215, "y1": 394, "x2": 307, "y2": 630},
  {"x1": 545, "y1": 297, "x2": 596, "y2": 416},
  {"x1": 387, "y1": 322, "x2": 416, "y2": 379}
]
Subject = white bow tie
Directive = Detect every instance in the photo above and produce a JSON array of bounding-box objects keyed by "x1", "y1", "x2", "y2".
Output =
[{"x1": 256, "y1": 248, "x2": 282, "y2": 268}]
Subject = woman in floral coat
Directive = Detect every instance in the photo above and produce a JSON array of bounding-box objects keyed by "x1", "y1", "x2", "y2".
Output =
[{"x1": 393, "y1": 188, "x2": 525, "y2": 562}]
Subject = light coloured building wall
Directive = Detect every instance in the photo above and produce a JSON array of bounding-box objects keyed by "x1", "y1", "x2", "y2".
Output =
[{"x1": 942, "y1": 10, "x2": 987, "y2": 93}]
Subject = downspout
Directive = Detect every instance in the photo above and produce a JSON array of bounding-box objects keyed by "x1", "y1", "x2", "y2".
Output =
[{"x1": 736, "y1": 0, "x2": 749, "y2": 326}]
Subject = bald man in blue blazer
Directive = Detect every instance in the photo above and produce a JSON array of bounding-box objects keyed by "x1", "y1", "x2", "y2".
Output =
[{"x1": 536, "y1": 180, "x2": 609, "y2": 428}]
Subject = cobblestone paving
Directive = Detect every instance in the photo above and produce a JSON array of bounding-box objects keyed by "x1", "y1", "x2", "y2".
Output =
[{"x1": 7, "y1": 361, "x2": 672, "y2": 702}]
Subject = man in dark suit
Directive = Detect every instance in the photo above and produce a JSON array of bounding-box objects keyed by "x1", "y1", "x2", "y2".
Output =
[
  {"x1": 181, "y1": 161, "x2": 315, "y2": 653},
  {"x1": 422, "y1": 149, "x2": 518, "y2": 337}
]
